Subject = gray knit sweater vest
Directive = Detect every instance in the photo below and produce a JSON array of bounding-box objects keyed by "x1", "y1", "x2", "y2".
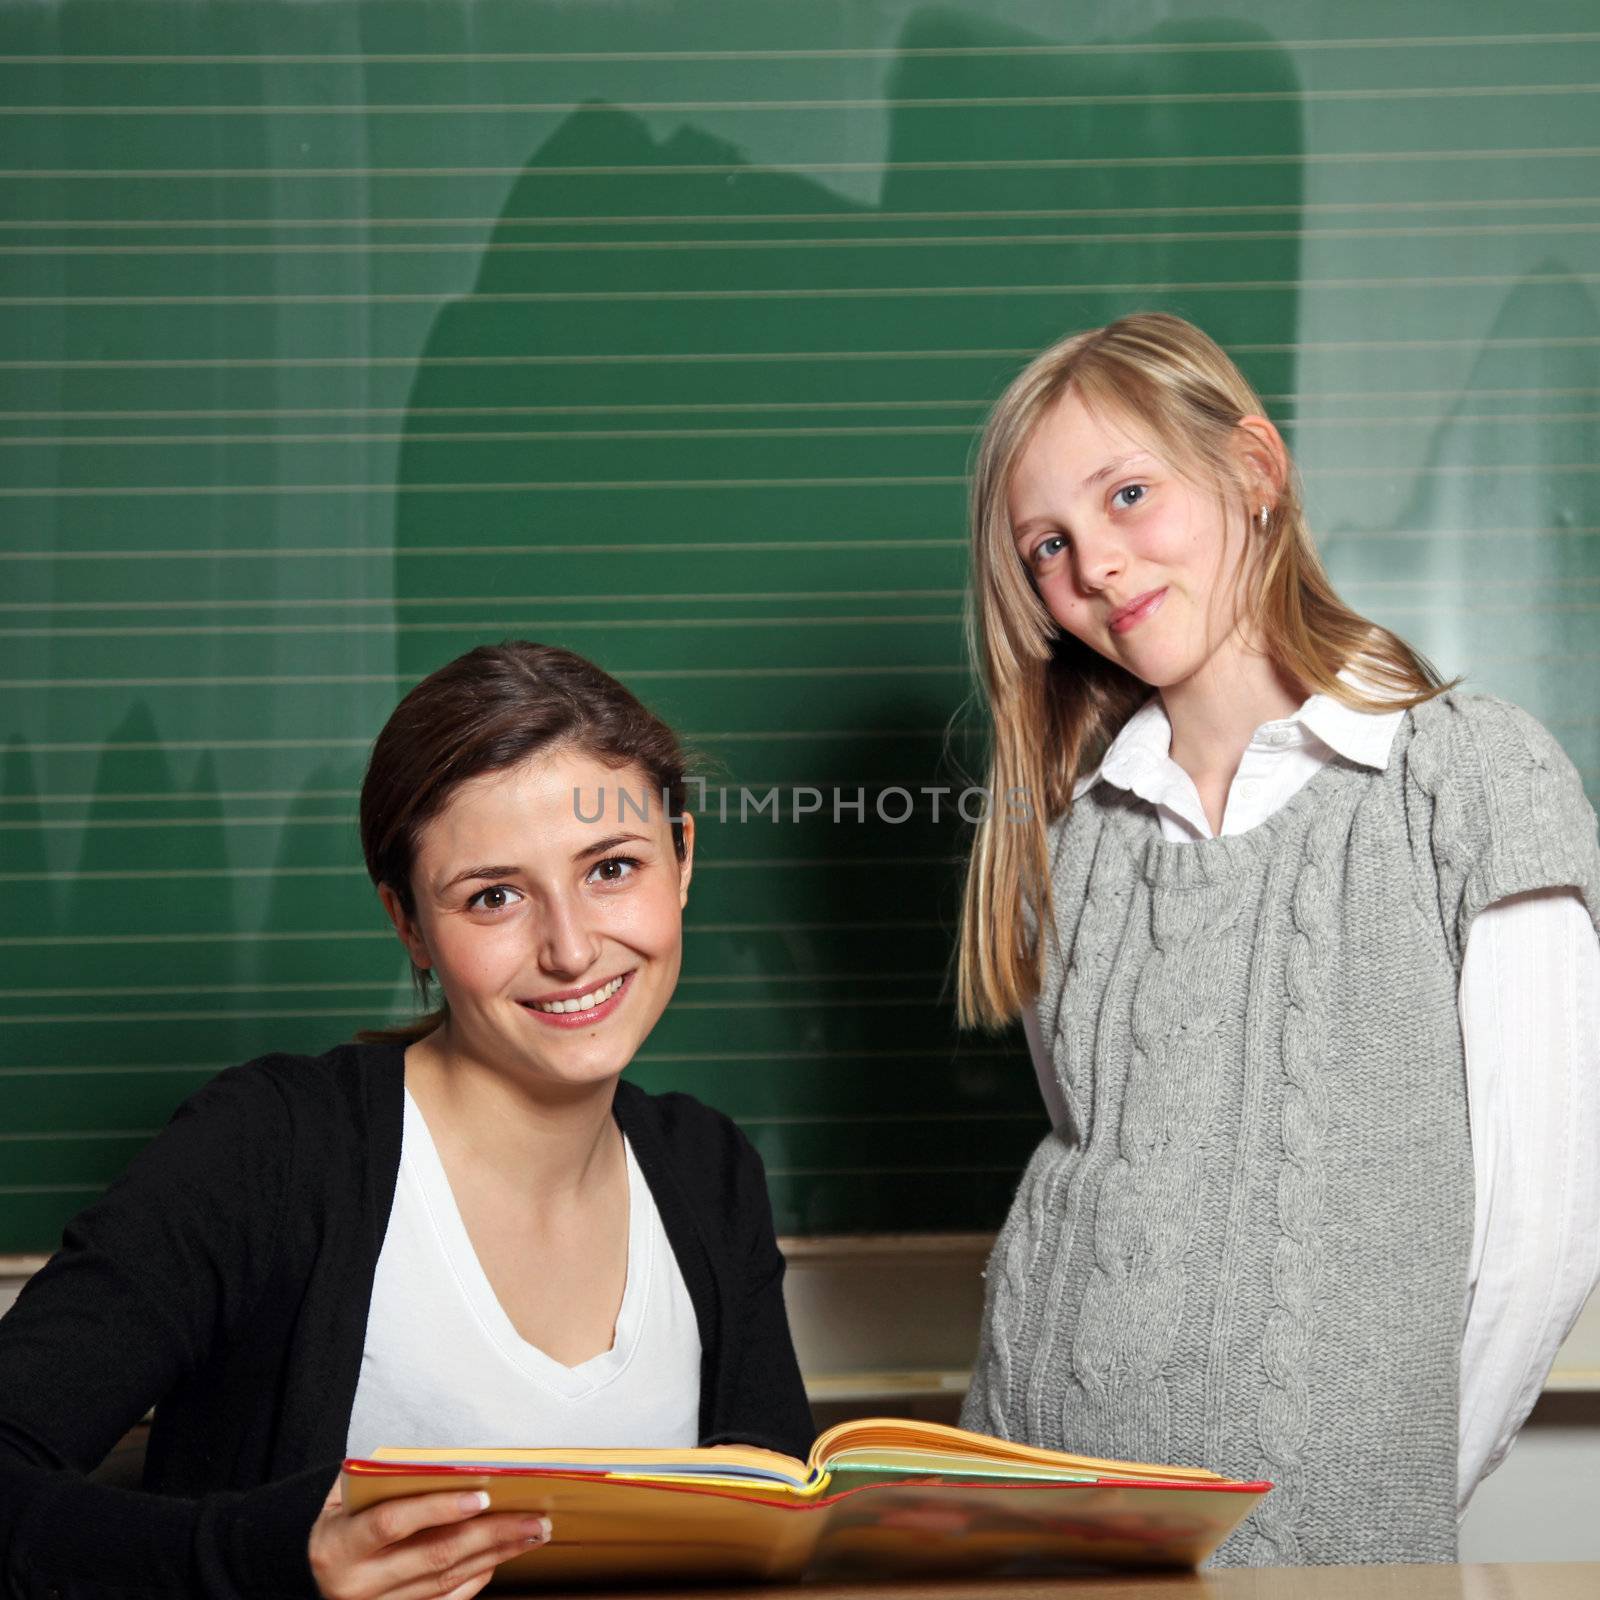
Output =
[{"x1": 962, "y1": 690, "x2": 1600, "y2": 1566}]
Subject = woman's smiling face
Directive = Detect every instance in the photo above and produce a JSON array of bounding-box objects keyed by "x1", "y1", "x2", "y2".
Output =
[
  {"x1": 382, "y1": 746, "x2": 692, "y2": 1094},
  {"x1": 1008, "y1": 385, "x2": 1264, "y2": 692}
]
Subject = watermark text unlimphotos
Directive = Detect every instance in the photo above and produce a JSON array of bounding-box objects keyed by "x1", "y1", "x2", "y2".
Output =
[{"x1": 573, "y1": 780, "x2": 1033, "y2": 826}]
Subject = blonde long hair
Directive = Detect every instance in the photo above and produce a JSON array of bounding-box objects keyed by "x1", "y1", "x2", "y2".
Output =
[{"x1": 956, "y1": 312, "x2": 1454, "y2": 1031}]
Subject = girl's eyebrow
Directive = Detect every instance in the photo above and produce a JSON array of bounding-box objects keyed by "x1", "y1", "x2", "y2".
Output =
[{"x1": 1078, "y1": 451, "x2": 1147, "y2": 494}]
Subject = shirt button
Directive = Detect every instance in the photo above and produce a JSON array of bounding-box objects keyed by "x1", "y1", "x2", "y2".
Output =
[{"x1": 1264, "y1": 729, "x2": 1291, "y2": 746}]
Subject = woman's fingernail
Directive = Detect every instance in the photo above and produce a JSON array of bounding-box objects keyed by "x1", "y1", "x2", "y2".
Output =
[
  {"x1": 459, "y1": 1490, "x2": 491, "y2": 1513},
  {"x1": 521, "y1": 1514, "x2": 553, "y2": 1544}
]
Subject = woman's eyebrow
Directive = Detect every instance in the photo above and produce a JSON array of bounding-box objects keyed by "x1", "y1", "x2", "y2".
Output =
[
  {"x1": 440, "y1": 863, "x2": 522, "y2": 892},
  {"x1": 575, "y1": 831, "x2": 650, "y2": 862}
]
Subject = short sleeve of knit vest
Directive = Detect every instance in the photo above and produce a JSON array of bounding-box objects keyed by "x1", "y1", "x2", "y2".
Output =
[{"x1": 1405, "y1": 690, "x2": 1600, "y2": 972}]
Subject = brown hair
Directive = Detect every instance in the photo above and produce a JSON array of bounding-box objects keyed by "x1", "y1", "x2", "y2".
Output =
[
  {"x1": 356, "y1": 640, "x2": 692, "y2": 1044},
  {"x1": 956, "y1": 312, "x2": 1455, "y2": 1031}
]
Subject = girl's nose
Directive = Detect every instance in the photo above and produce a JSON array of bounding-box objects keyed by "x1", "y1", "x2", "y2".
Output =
[{"x1": 1074, "y1": 528, "x2": 1127, "y2": 594}]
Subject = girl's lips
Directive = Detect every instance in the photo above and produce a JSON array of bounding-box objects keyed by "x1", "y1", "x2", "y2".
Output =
[
  {"x1": 1109, "y1": 588, "x2": 1167, "y2": 634},
  {"x1": 519, "y1": 969, "x2": 634, "y2": 1029}
]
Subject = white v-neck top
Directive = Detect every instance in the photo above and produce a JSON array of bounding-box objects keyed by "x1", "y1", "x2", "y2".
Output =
[{"x1": 345, "y1": 1090, "x2": 702, "y2": 1458}]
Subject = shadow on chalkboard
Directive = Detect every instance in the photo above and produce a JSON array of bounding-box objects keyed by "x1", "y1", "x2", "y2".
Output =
[
  {"x1": 1372, "y1": 266, "x2": 1600, "y2": 758},
  {"x1": 381, "y1": 8, "x2": 1306, "y2": 1211}
]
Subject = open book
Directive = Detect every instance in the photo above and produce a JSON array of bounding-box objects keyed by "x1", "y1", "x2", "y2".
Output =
[{"x1": 341, "y1": 1417, "x2": 1270, "y2": 1585}]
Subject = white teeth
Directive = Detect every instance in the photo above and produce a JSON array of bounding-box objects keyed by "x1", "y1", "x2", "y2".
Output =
[{"x1": 530, "y1": 975, "x2": 623, "y2": 1015}]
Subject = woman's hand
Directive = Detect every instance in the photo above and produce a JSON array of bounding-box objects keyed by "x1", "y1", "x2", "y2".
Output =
[{"x1": 308, "y1": 1479, "x2": 551, "y2": 1600}]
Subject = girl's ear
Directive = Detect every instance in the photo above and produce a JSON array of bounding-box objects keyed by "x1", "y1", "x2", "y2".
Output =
[
  {"x1": 1232, "y1": 414, "x2": 1289, "y2": 514},
  {"x1": 377, "y1": 883, "x2": 433, "y2": 972},
  {"x1": 676, "y1": 809, "x2": 696, "y2": 909}
]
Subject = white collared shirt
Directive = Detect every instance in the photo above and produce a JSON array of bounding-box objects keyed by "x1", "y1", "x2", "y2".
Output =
[{"x1": 1023, "y1": 675, "x2": 1600, "y2": 1512}]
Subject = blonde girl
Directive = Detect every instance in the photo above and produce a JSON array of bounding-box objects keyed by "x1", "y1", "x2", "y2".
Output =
[{"x1": 956, "y1": 313, "x2": 1600, "y2": 1566}]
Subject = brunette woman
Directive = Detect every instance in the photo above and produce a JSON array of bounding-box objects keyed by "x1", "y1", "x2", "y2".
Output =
[{"x1": 0, "y1": 641, "x2": 812, "y2": 1600}]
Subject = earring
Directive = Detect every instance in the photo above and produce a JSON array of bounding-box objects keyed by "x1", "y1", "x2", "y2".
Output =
[{"x1": 1256, "y1": 504, "x2": 1270, "y2": 531}]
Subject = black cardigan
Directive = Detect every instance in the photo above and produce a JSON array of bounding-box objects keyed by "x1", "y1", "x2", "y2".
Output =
[{"x1": 0, "y1": 1042, "x2": 815, "y2": 1599}]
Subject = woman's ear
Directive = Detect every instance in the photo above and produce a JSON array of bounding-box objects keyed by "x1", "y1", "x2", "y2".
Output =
[
  {"x1": 1232, "y1": 414, "x2": 1289, "y2": 515},
  {"x1": 377, "y1": 883, "x2": 433, "y2": 973},
  {"x1": 676, "y1": 809, "x2": 696, "y2": 909}
]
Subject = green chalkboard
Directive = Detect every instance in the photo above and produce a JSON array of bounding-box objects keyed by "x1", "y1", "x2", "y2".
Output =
[{"x1": 3, "y1": 0, "x2": 1599, "y2": 1250}]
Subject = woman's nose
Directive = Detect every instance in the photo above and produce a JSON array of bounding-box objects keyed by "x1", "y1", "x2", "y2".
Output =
[{"x1": 537, "y1": 894, "x2": 603, "y2": 978}]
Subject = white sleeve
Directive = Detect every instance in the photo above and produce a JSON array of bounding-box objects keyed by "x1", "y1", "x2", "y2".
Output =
[
  {"x1": 1022, "y1": 999, "x2": 1070, "y2": 1133},
  {"x1": 1456, "y1": 886, "x2": 1600, "y2": 1511}
]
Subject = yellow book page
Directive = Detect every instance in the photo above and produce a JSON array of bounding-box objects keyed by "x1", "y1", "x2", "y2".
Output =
[
  {"x1": 341, "y1": 1469, "x2": 818, "y2": 1586},
  {"x1": 366, "y1": 1442, "x2": 811, "y2": 1486},
  {"x1": 810, "y1": 1418, "x2": 1226, "y2": 1483}
]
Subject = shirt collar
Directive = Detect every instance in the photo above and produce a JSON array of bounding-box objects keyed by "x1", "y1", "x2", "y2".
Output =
[{"x1": 1071, "y1": 660, "x2": 1406, "y2": 803}]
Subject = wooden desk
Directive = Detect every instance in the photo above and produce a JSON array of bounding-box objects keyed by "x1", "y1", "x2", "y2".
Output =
[{"x1": 499, "y1": 1565, "x2": 1600, "y2": 1600}]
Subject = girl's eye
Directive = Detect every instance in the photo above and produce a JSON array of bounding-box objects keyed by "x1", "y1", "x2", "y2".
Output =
[
  {"x1": 1112, "y1": 483, "x2": 1147, "y2": 510},
  {"x1": 1033, "y1": 534, "x2": 1067, "y2": 567},
  {"x1": 589, "y1": 856, "x2": 640, "y2": 885},
  {"x1": 467, "y1": 884, "x2": 523, "y2": 913}
]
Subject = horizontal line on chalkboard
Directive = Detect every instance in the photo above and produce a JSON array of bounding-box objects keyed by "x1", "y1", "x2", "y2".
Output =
[
  {"x1": 5, "y1": 789, "x2": 958, "y2": 813},
  {"x1": 5, "y1": 737, "x2": 373, "y2": 752},
  {"x1": 0, "y1": 616, "x2": 962, "y2": 641},
  {"x1": 6, "y1": 387, "x2": 1600, "y2": 422},
  {"x1": 0, "y1": 527, "x2": 1589, "y2": 559},
  {"x1": 11, "y1": 220, "x2": 1600, "y2": 258},
  {"x1": 8, "y1": 195, "x2": 1600, "y2": 230},
  {"x1": 0, "y1": 1112, "x2": 1043, "y2": 1136},
  {"x1": 0, "y1": 919, "x2": 948, "y2": 948},
  {"x1": 5, "y1": 461, "x2": 1598, "y2": 500},
  {"x1": 6, "y1": 529, "x2": 1597, "y2": 565},
  {"x1": 0, "y1": 994, "x2": 958, "y2": 1023},
  {"x1": 0, "y1": 538, "x2": 970, "y2": 559},
  {"x1": 0, "y1": 1046, "x2": 1018, "y2": 1076},
  {"x1": 0, "y1": 349, "x2": 1026, "y2": 370},
  {"x1": 0, "y1": 1129, "x2": 157, "y2": 1142},
  {"x1": 0, "y1": 475, "x2": 965, "y2": 497},
  {"x1": 9, "y1": 269, "x2": 1600, "y2": 305},
  {"x1": 0, "y1": 403, "x2": 989, "y2": 421},
  {"x1": 3, "y1": 424, "x2": 978, "y2": 444},
  {"x1": 12, "y1": 409, "x2": 1600, "y2": 447},
  {"x1": 11, "y1": 145, "x2": 1600, "y2": 179},
  {"x1": 4, "y1": 335, "x2": 1599, "y2": 370},
  {"x1": 0, "y1": 588, "x2": 965, "y2": 612},
  {"x1": 7, "y1": 34, "x2": 1595, "y2": 64},
  {"x1": 0, "y1": 791, "x2": 963, "y2": 828},
  {"x1": 0, "y1": 970, "x2": 947, "y2": 997},
  {"x1": 6, "y1": 574, "x2": 1594, "y2": 619},
  {"x1": 4, "y1": 597, "x2": 1593, "y2": 650},
  {"x1": 10, "y1": 83, "x2": 1600, "y2": 116}
]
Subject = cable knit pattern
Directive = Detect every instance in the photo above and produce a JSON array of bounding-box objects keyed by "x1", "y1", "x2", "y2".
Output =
[
  {"x1": 965, "y1": 811, "x2": 1127, "y2": 1440},
  {"x1": 967, "y1": 691, "x2": 1600, "y2": 1567},
  {"x1": 1245, "y1": 813, "x2": 1335, "y2": 1566},
  {"x1": 1062, "y1": 866, "x2": 1244, "y2": 1466}
]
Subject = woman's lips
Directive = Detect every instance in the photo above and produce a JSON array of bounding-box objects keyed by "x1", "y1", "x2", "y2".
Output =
[
  {"x1": 1109, "y1": 588, "x2": 1167, "y2": 634},
  {"x1": 519, "y1": 969, "x2": 634, "y2": 1029}
]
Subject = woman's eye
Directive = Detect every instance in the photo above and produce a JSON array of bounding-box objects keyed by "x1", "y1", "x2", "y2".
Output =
[
  {"x1": 589, "y1": 856, "x2": 639, "y2": 885},
  {"x1": 1112, "y1": 483, "x2": 1147, "y2": 510},
  {"x1": 467, "y1": 884, "x2": 523, "y2": 912}
]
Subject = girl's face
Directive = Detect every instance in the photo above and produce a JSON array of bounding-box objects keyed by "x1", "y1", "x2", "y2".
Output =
[
  {"x1": 382, "y1": 747, "x2": 693, "y2": 1095},
  {"x1": 1007, "y1": 385, "x2": 1266, "y2": 692}
]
